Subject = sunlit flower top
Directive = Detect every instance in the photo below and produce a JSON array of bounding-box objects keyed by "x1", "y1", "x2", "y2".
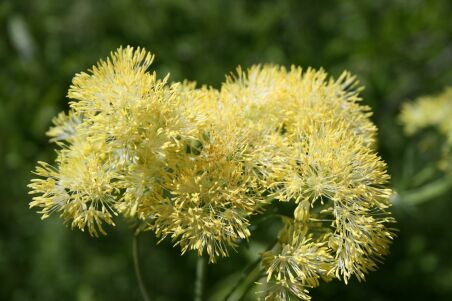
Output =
[
  {"x1": 400, "y1": 87, "x2": 452, "y2": 170},
  {"x1": 29, "y1": 46, "x2": 395, "y2": 300}
]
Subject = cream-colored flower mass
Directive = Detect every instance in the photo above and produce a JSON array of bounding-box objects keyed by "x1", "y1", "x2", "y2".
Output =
[
  {"x1": 29, "y1": 46, "x2": 395, "y2": 300},
  {"x1": 400, "y1": 87, "x2": 452, "y2": 171}
]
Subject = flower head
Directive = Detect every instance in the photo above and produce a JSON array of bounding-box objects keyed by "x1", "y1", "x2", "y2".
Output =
[
  {"x1": 218, "y1": 66, "x2": 395, "y2": 299},
  {"x1": 29, "y1": 46, "x2": 395, "y2": 298},
  {"x1": 400, "y1": 87, "x2": 452, "y2": 170}
]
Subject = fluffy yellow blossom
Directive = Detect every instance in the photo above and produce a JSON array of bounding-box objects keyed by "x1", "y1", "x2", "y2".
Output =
[
  {"x1": 29, "y1": 46, "x2": 395, "y2": 299},
  {"x1": 400, "y1": 87, "x2": 452, "y2": 170},
  {"x1": 219, "y1": 65, "x2": 394, "y2": 299},
  {"x1": 260, "y1": 218, "x2": 333, "y2": 300},
  {"x1": 29, "y1": 137, "x2": 119, "y2": 237}
]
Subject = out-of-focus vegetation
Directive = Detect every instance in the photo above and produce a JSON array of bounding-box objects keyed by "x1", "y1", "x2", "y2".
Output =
[{"x1": 1, "y1": 0, "x2": 452, "y2": 300}]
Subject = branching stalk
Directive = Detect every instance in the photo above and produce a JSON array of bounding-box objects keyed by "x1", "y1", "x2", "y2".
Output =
[
  {"x1": 195, "y1": 255, "x2": 206, "y2": 301},
  {"x1": 223, "y1": 239, "x2": 278, "y2": 301},
  {"x1": 223, "y1": 257, "x2": 261, "y2": 301},
  {"x1": 133, "y1": 234, "x2": 151, "y2": 301},
  {"x1": 395, "y1": 174, "x2": 452, "y2": 205}
]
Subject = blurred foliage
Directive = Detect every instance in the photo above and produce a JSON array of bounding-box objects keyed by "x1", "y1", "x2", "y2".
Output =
[{"x1": 1, "y1": 0, "x2": 452, "y2": 300}]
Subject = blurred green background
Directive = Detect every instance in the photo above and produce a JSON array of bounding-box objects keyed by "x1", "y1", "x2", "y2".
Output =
[{"x1": 1, "y1": 0, "x2": 452, "y2": 300}]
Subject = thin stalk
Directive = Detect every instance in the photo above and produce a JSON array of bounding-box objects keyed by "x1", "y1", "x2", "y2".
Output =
[
  {"x1": 195, "y1": 255, "x2": 206, "y2": 301},
  {"x1": 133, "y1": 234, "x2": 151, "y2": 301},
  {"x1": 410, "y1": 165, "x2": 437, "y2": 188},
  {"x1": 237, "y1": 272, "x2": 266, "y2": 301},
  {"x1": 223, "y1": 239, "x2": 278, "y2": 301},
  {"x1": 223, "y1": 257, "x2": 261, "y2": 301},
  {"x1": 396, "y1": 174, "x2": 452, "y2": 205}
]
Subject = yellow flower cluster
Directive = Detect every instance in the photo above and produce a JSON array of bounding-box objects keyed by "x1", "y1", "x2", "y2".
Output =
[
  {"x1": 29, "y1": 46, "x2": 395, "y2": 300},
  {"x1": 400, "y1": 88, "x2": 452, "y2": 170}
]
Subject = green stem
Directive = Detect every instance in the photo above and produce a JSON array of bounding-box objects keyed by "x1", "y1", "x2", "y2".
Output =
[
  {"x1": 195, "y1": 255, "x2": 205, "y2": 301},
  {"x1": 223, "y1": 239, "x2": 278, "y2": 301},
  {"x1": 410, "y1": 165, "x2": 437, "y2": 188},
  {"x1": 223, "y1": 257, "x2": 261, "y2": 301},
  {"x1": 133, "y1": 234, "x2": 151, "y2": 301},
  {"x1": 395, "y1": 174, "x2": 452, "y2": 205},
  {"x1": 237, "y1": 272, "x2": 266, "y2": 301}
]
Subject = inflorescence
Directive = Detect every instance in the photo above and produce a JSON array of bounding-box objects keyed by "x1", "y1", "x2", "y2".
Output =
[
  {"x1": 400, "y1": 87, "x2": 452, "y2": 171},
  {"x1": 29, "y1": 46, "x2": 395, "y2": 300}
]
